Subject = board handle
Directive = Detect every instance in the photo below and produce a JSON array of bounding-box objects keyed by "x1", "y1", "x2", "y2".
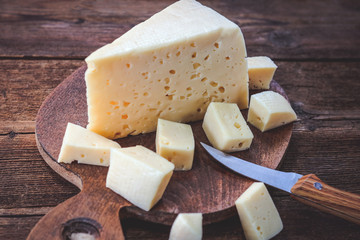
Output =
[
  {"x1": 27, "y1": 183, "x2": 130, "y2": 240},
  {"x1": 291, "y1": 174, "x2": 360, "y2": 225}
]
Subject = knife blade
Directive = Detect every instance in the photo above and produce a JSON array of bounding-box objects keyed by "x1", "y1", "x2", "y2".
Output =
[
  {"x1": 201, "y1": 142, "x2": 360, "y2": 225},
  {"x1": 201, "y1": 142, "x2": 302, "y2": 193}
]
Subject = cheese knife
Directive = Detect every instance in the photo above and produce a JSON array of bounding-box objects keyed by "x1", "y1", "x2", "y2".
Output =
[{"x1": 201, "y1": 142, "x2": 360, "y2": 225}]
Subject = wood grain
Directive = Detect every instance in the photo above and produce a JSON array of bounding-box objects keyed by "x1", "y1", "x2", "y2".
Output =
[
  {"x1": 291, "y1": 174, "x2": 360, "y2": 225},
  {"x1": 1, "y1": 0, "x2": 359, "y2": 59},
  {"x1": 1, "y1": 0, "x2": 360, "y2": 238}
]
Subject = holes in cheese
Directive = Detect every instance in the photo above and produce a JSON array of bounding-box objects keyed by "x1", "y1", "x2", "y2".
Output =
[
  {"x1": 106, "y1": 146, "x2": 174, "y2": 211},
  {"x1": 58, "y1": 123, "x2": 121, "y2": 166},
  {"x1": 247, "y1": 91, "x2": 297, "y2": 132},
  {"x1": 235, "y1": 182, "x2": 283, "y2": 240},
  {"x1": 247, "y1": 56, "x2": 278, "y2": 90},
  {"x1": 169, "y1": 213, "x2": 203, "y2": 240},
  {"x1": 156, "y1": 119, "x2": 195, "y2": 171},
  {"x1": 85, "y1": 0, "x2": 248, "y2": 139},
  {"x1": 202, "y1": 102, "x2": 254, "y2": 152}
]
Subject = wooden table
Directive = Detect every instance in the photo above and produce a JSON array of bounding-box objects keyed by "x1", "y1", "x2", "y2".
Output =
[{"x1": 1, "y1": 0, "x2": 359, "y2": 239}]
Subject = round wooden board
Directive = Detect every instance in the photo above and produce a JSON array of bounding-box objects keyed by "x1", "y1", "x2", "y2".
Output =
[{"x1": 30, "y1": 65, "x2": 293, "y2": 239}]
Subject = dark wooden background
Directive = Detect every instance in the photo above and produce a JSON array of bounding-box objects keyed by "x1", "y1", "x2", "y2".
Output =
[{"x1": 1, "y1": 0, "x2": 359, "y2": 239}]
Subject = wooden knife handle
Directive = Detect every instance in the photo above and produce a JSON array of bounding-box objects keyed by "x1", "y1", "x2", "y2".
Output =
[{"x1": 291, "y1": 174, "x2": 360, "y2": 225}]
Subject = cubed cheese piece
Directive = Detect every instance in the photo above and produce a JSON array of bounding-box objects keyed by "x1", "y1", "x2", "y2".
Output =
[
  {"x1": 247, "y1": 56, "x2": 277, "y2": 89},
  {"x1": 58, "y1": 122, "x2": 121, "y2": 166},
  {"x1": 106, "y1": 146, "x2": 174, "y2": 211},
  {"x1": 85, "y1": 0, "x2": 249, "y2": 139},
  {"x1": 247, "y1": 91, "x2": 297, "y2": 132},
  {"x1": 235, "y1": 182, "x2": 283, "y2": 240},
  {"x1": 156, "y1": 119, "x2": 195, "y2": 171},
  {"x1": 169, "y1": 213, "x2": 203, "y2": 240},
  {"x1": 202, "y1": 102, "x2": 253, "y2": 152}
]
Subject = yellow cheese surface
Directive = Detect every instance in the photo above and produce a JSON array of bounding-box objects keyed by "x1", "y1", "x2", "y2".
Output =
[
  {"x1": 169, "y1": 213, "x2": 203, "y2": 240},
  {"x1": 58, "y1": 122, "x2": 121, "y2": 166},
  {"x1": 247, "y1": 56, "x2": 278, "y2": 89},
  {"x1": 156, "y1": 119, "x2": 195, "y2": 171},
  {"x1": 202, "y1": 102, "x2": 253, "y2": 152},
  {"x1": 106, "y1": 146, "x2": 174, "y2": 211},
  {"x1": 247, "y1": 91, "x2": 297, "y2": 132},
  {"x1": 85, "y1": 0, "x2": 248, "y2": 139},
  {"x1": 235, "y1": 182, "x2": 283, "y2": 240}
]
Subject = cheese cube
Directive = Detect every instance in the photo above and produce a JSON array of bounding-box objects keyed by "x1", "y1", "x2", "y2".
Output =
[
  {"x1": 156, "y1": 119, "x2": 195, "y2": 171},
  {"x1": 202, "y1": 102, "x2": 253, "y2": 152},
  {"x1": 247, "y1": 56, "x2": 278, "y2": 89},
  {"x1": 106, "y1": 146, "x2": 174, "y2": 211},
  {"x1": 58, "y1": 122, "x2": 121, "y2": 166},
  {"x1": 85, "y1": 0, "x2": 249, "y2": 139},
  {"x1": 169, "y1": 213, "x2": 203, "y2": 240},
  {"x1": 247, "y1": 91, "x2": 297, "y2": 132},
  {"x1": 235, "y1": 182, "x2": 283, "y2": 240}
]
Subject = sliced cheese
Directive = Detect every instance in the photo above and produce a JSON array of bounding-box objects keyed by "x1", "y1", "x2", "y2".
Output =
[
  {"x1": 247, "y1": 56, "x2": 278, "y2": 89},
  {"x1": 106, "y1": 146, "x2": 174, "y2": 211},
  {"x1": 202, "y1": 102, "x2": 253, "y2": 152},
  {"x1": 58, "y1": 122, "x2": 121, "y2": 166},
  {"x1": 85, "y1": 0, "x2": 248, "y2": 139},
  {"x1": 169, "y1": 213, "x2": 203, "y2": 240},
  {"x1": 247, "y1": 91, "x2": 297, "y2": 132},
  {"x1": 156, "y1": 118, "x2": 195, "y2": 171},
  {"x1": 235, "y1": 182, "x2": 283, "y2": 240}
]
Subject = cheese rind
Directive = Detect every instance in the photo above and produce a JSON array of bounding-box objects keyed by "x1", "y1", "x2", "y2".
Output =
[
  {"x1": 156, "y1": 119, "x2": 195, "y2": 170},
  {"x1": 235, "y1": 182, "x2": 283, "y2": 240},
  {"x1": 247, "y1": 56, "x2": 277, "y2": 89},
  {"x1": 106, "y1": 146, "x2": 174, "y2": 211},
  {"x1": 202, "y1": 102, "x2": 254, "y2": 152},
  {"x1": 85, "y1": 0, "x2": 248, "y2": 139},
  {"x1": 58, "y1": 122, "x2": 121, "y2": 166},
  {"x1": 247, "y1": 91, "x2": 297, "y2": 132},
  {"x1": 169, "y1": 213, "x2": 203, "y2": 240}
]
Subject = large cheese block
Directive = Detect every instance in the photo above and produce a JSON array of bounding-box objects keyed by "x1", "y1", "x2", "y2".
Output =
[
  {"x1": 247, "y1": 56, "x2": 277, "y2": 89},
  {"x1": 58, "y1": 122, "x2": 121, "y2": 166},
  {"x1": 169, "y1": 213, "x2": 203, "y2": 240},
  {"x1": 235, "y1": 182, "x2": 283, "y2": 240},
  {"x1": 156, "y1": 118, "x2": 195, "y2": 171},
  {"x1": 202, "y1": 102, "x2": 253, "y2": 152},
  {"x1": 247, "y1": 91, "x2": 297, "y2": 132},
  {"x1": 85, "y1": 0, "x2": 248, "y2": 139},
  {"x1": 106, "y1": 146, "x2": 174, "y2": 211}
]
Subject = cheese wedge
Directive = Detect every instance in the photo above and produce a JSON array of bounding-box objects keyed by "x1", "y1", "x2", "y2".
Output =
[
  {"x1": 247, "y1": 91, "x2": 297, "y2": 132},
  {"x1": 58, "y1": 122, "x2": 121, "y2": 166},
  {"x1": 235, "y1": 182, "x2": 283, "y2": 240},
  {"x1": 202, "y1": 102, "x2": 253, "y2": 152},
  {"x1": 156, "y1": 119, "x2": 195, "y2": 171},
  {"x1": 106, "y1": 146, "x2": 174, "y2": 211},
  {"x1": 247, "y1": 56, "x2": 278, "y2": 89},
  {"x1": 169, "y1": 213, "x2": 203, "y2": 240},
  {"x1": 85, "y1": 0, "x2": 248, "y2": 139}
]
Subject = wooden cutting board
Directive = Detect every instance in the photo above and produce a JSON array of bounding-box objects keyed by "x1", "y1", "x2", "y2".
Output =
[{"x1": 29, "y1": 65, "x2": 293, "y2": 239}]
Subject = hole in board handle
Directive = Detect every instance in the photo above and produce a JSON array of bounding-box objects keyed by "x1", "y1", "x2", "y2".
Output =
[{"x1": 62, "y1": 217, "x2": 102, "y2": 240}]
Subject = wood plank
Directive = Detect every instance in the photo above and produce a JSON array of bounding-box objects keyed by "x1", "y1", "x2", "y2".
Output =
[
  {"x1": 0, "y1": 0, "x2": 359, "y2": 59},
  {"x1": 1, "y1": 60, "x2": 359, "y2": 124},
  {"x1": 1, "y1": 196, "x2": 359, "y2": 240},
  {"x1": 0, "y1": 60, "x2": 82, "y2": 122},
  {"x1": 122, "y1": 197, "x2": 360, "y2": 239},
  {"x1": 275, "y1": 61, "x2": 360, "y2": 114},
  {"x1": 0, "y1": 134, "x2": 79, "y2": 209},
  {"x1": 0, "y1": 215, "x2": 42, "y2": 240},
  {"x1": 0, "y1": 116, "x2": 359, "y2": 209},
  {"x1": 0, "y1": 121, "x2": 35, "y2": 134}
]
